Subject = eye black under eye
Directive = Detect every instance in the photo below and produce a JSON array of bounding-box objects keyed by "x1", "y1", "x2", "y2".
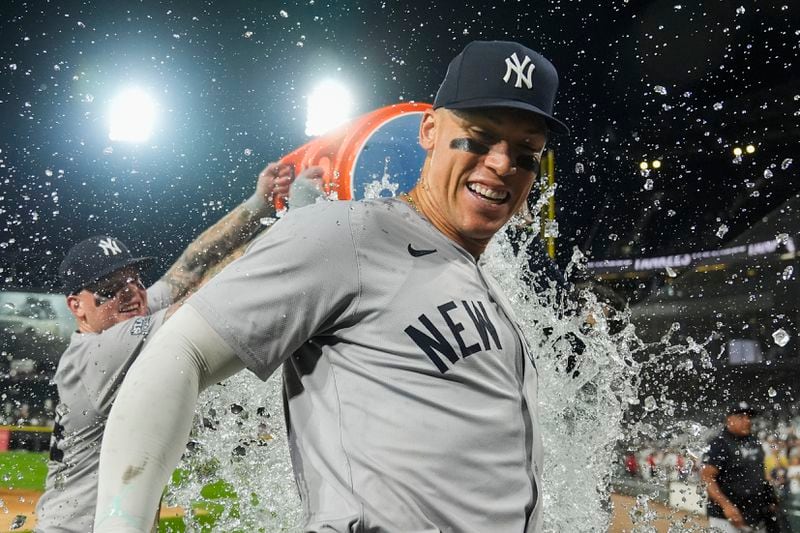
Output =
[
  {"x1": 517, "y1": 155, "x2": 540, "y2": 174},
  {"x1": 450, "y1": 138, "x2": 490, "y2": 155}
]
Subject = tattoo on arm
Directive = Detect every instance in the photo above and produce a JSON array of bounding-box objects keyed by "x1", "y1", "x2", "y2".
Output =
[{"x1": 160, "y1": 201, "x2": 270, "y2": 301}]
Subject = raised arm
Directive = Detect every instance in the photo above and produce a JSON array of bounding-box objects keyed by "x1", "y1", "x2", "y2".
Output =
[
  {"x1": 159, "y1": 162, "x2": 295, "y2": 302},
  {"x1": 94, "y1": 304, "x2": 244, "y2": 532}
]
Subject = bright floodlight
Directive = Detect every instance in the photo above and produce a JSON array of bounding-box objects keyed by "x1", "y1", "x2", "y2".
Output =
[
  {"x1": 639, "y1": 161, "x2": 648, "y2": 170},
  {"x1": 733, "y1": 146, "x2": 743, "y2": 157},
  {"x1": 745, "y1": 144, "x2": 756, "y2": 154},
  {"x1": 108, "y1": 88, "x2": 157, "y2": 142},
  {"x1": 651, "y1": 160, "x2": 662, "y2": 169},
  {"x1": 305, "y1": 80, "x2": 353, "y2": 137}
]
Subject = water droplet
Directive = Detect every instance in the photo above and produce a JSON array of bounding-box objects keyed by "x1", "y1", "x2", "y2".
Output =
[
  {"x1": 84, "y1": 93, "x2": 94, "y2": 103},
  {"x1": 608, "y1": 233, "x2": 618, "y2": 241},
  {"x1": 763, "y1": 169, "x2": 773, "y2": 179},
  {"x1": 735, "y1": 5, "x2": 745, "y2": 15},
  {"x1": 10, "y1": 514, "x2": 27, "y2": 529},
  {"x1": 768, "y1": 387, "x2": 777, "y2": 398},
  {"x1": 716, "y1": 224, "x2": 729, "y2": 238},
  {"x1": 772, "y1": 328, "x2": 790, "y2": 347},
  {"x1": 243, "y1": 148, "x2": 252, "y2": 156},
  {"x1": 667, "y1": 209, "x2": 676, "y2": 217},
  {"x1": 653, "y1": 85, "x2": 667, "y2": 95},
  {"x1": 665, "y1": 266, "x2": 677, "y2": 278},
  {"x1": 45, "y1": 169, "x2": 53, "y2": 177},
  {"x1": 643, "y1": 178, "x2": 654, "y2": 190},
  {"x1": 644, "y1": 396, "x2": 657, "y2": 412},
  {"x1": 8, "y1": 63, "x2": 17, "y2": 71},
  {"x1": 259, "y1": 217, "x2": 277, "y2": 227},
  {"x1": 544, "y1": 221, "x2": 559, "y2": 238},
  {"x1": 103, "y1": 146, "x2": 113, "y2": 155},
  {"x1": 3, "y1": 302, "x2": 16, "y2": 311},
  {"x1": 55, "y1": 403, "x2": 70, "y2": 417},
  {"x1": 575, "y1": 146, "x2": 584, "y2": 155},
  {"x1": 77, "y1": 21, "x2": 85, "y2": 28},
  {"x1": 781, "y1": 158, "x2": 793, "y2": 170},
  {"x1": 776, "y1": 233, "x2": 789, "y2": 245},
  {"x1": 782, "y1": 266, "x2": 793, "y2": 280},
  {"x1": 243, "y1": 31, "x2": 254, "y2": 38},
  {"x1": 713, "y1": 102, "x2": 723, "y2": 111},
  {"x1": 279, "y1": 9, "x2": 289, "y2": 18},
  {"x1": 574, "y1": 162, "x2": 584, "y2": 174}
]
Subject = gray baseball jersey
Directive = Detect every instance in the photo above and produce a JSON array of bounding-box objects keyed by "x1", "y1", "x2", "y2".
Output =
[
  {"x1": 35, "y1": 282, "x2": 172, "y2": 533},
  {"x1": 190, "y1": 198, "x2": 543, "y2": 532}
]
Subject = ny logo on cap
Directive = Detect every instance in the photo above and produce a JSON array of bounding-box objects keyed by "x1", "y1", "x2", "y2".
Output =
[
  {"x1": 98, "y1": 237, "x2": 122, "y2": 256},
  {"x1": 502, "y1": 53, "x2": 535, "y2": 89}
]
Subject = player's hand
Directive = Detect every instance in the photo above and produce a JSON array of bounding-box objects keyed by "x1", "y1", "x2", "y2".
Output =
[
  {"x1": 722, "y1": 503, "x2": 745, "y2": 528},
  {"x1": 294, "y1": 166, "x2": 324, "y2": 190},
  {"x1": 256, "y1": 162, "x2": 295, "y2": 204},
  {"x1": 288, "y1": 166, "x2": 326, "y2": 209}
]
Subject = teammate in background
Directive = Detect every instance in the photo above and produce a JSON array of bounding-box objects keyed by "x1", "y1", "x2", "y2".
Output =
[
  {"x1": 95, "y1": 40, "x2": 569, "y2": 532},
  {"x1": 34, "y1": 162, "x2": 313, "y2": 532},
  {"x1": 701, "y1": 401, "x2": 782, "y2": 532}
]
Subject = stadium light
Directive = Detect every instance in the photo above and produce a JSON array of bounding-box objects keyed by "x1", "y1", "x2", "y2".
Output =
[
  {"x1": 639, "y1": 161, "x2": 649, "y2": 170},
  {"x1": 651, "y1": 160, "x2": 662, "y2": 169},
  {"x1": 745, "y1": 144, "x2": 756, "y2": 154},
  {"x1": 305, "y1": 80, "x2": 353, "y2": 137},
  {"x1": 108, "y1": 88, "x2": 157, "y2": 143},
  {"x1": 732, "y1": 146, "x2": 743, "y2": 157}
]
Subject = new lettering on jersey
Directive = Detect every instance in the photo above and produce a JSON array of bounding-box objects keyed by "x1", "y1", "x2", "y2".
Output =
[{"x1": 405, "y1": 299, "x2": 502, "y2": 373}]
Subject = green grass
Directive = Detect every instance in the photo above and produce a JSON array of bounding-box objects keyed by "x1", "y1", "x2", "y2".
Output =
[
  {"x1": 0, "y1": 451, "x2": 47, "y2": 490},
  {"x1": 1, "y1": 452, "x2": 231, "y2": 531}
]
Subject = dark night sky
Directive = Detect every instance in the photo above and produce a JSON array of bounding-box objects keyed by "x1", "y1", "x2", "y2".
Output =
[{"x1": 0, "y1": 0, "x2": 797, "y2": 290}]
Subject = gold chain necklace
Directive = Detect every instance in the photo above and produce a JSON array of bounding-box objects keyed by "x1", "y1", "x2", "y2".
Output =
[{"x1": 402, "y1": 192, "x2": 421, "y2": 214}]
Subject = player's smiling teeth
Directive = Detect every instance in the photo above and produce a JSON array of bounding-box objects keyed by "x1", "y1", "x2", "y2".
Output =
[
  {"x1": 120, "y1": 304, "x2": 138, "y2": 313},
  {"x1": 467, "y1": 183, "x2": 507, "y2": 201}
]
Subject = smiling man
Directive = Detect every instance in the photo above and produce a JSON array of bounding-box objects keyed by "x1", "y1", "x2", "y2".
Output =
[
  {"x1": 34, "y1": 161, "x2": 303, "y2": 532},
  {"x1": 95, "y1": 40, "x2": 569, "y2": 533}
]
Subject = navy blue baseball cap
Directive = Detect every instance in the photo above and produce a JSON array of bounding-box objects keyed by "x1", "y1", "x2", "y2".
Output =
[
  {"x1": 727, "y1": 401, "x2": 758, "y2": 416},
  {"x1": 59, "y1": 236, "x2": 154, "y2": 295},
  {"x1": 434, "y1": 40, "x2": 570, "y2": 135}
]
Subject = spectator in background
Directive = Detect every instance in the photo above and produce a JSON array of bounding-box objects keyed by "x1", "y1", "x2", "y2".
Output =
[
  {"x1": 788, "y1": 456, "x2": 800, "y2": 496},
  {"x1": 625, "y1": 451, "x2": 640, "y2": 478}
]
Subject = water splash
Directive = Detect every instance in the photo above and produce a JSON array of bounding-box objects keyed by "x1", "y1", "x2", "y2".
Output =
[
  {"x1": 165, "y1": 372, "x2": 301, "y2": 531},
  {"x1": 481, "y1": 231, "x2": 642, "y2": 532}
]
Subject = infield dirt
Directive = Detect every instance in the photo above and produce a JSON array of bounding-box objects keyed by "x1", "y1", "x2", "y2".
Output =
[{"x1": 1, "y1": 489, "x2": 708, "y2": 532}]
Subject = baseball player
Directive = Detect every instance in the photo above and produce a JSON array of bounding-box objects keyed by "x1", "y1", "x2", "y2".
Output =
[
  {"x1": 34, "y1": 162, "x2": 310, "y2": 532},
  {"x1": 94, "y1": 40, "x2": 569, "y2": 532},
  {"x1": 702, "y1": 402, "x2": 782, "y2": 532}
]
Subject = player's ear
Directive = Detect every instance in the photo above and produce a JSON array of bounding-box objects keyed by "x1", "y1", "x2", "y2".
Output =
[
  {"x1": 418, "y1": 108, "x2": 438, "y2": 151},
  {"x1": 66, "y1": 294, "x2": 85, "y2": 320}
]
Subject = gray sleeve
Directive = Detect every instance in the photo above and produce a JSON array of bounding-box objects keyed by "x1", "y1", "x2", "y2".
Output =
[
  {"x1": 80, "y1": 309, "x2": 169, "y2": 413},
  {"x1": 146, "y1": 280, "x2": 173, "y2": 312},
  {"x1": 189, "y1": 201, "x2": 362, "y2": 380}
]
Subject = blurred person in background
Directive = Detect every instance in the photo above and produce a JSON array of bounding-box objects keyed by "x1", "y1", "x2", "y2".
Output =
[
  {"x1": 702, "y1": 402, "x2": 790, "y2": 533},
  {"x1": 34, "y1": 162, "x2": 317, "y2": 533}
]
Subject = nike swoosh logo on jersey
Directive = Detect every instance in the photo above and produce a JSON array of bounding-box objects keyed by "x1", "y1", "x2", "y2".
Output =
[{"x1": 408, "y1": 243, "x2": 437, "y2": 257}]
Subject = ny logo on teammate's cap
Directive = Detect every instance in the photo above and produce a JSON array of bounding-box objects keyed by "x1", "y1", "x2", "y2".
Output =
[
  {"x1": 502, "y1": 52, "x2": 535, "y2": 89},
  {"x1": 98, "y1": 237, "x2": 122, "y2": 256}
]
